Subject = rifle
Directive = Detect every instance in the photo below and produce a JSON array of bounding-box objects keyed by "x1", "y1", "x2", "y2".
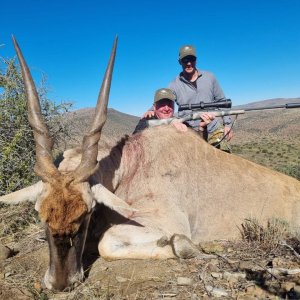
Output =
[{"x1": 147, "y1": 99, "x2": 300, "y2": 127}]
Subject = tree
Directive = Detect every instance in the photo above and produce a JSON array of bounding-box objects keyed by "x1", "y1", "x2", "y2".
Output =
[{"x1": 0, "y1": 57, "x2": 72, "y2": 195}]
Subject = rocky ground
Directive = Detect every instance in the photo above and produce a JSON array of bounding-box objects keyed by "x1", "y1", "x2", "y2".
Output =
[{"x1": 0, "y1": 204, "x2": 300, "y2": 300}]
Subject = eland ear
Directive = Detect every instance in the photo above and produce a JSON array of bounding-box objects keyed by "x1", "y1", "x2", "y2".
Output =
[
  {"x1": 91, "y1": 184, "x2": 137, "y2": 217},
  {"x1": 0, "y1": 181, "x2": 43, "y2": 206}
]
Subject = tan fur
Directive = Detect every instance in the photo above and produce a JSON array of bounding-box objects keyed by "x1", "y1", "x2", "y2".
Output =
[
  {"x1": 121, "y1": 126, "x2": 299, "y2": 241},
  {"x1": 39, "y1": 175, "x2": 88, "y2": 236},
  {"x1": 59, "y1": 125, "x2": 300, "y2": 244}
]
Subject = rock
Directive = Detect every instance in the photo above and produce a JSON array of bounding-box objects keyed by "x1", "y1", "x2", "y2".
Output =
[
  {"x1": 115, "y1": 276, "x2": 127, "y2": 283},
  {"x1": 245, "y1": 284, "x2": 265, "y2": 297},
  {"x1": 206, "y1": 285, "x2": 228, "y2": 297},
  {"x1": 239, "y1": 260, "x2": 254, "y2": 270},
  {"x1": 199, "y1": 241, "x2": 224, "y2": 254},
  {"x1": 191, "y1": 294, "x2": 200, "y2": 300},
  {"x1": 237, "y1": 294, "x2": 257, "y2": 300},
  {"x1": 223, "y1": 271, "x2": 246, "y2": 281},
  {"x1": 4, "y1": 272, "x2": 13, "y2": 278},
  {"x1": 211, "y1": 272, "x2": 222, "y2": 279},
  {"x1": 177, "y1": 277, "x2": 193, "y2": 286},
  {"x1": 281, "y1": 281, "x2": 295, "y2": 292},
  {"x1": 293, "y1": 285, "x2": 300, "y2": 294},
  {"x1": 206, "y1": 259, "x2": 220, "y2": 272},
  {"x1": 0, "y1": 243, "x2": 13, "y2": 261},
  {"x1": 159, "y1": 294, "x2": 177, "y2": 299},
  {"x1": 272, "y1": 257, "x2": 286, "y2": 268},
  {"x1": 33, "y1": 282, "x2": 42, "y2": 293}
]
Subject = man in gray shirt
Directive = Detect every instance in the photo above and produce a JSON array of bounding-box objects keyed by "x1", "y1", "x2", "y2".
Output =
[
  {"x1": 144, "y1": 45, "x2": 233, "y2": 150},
  {"x1": 170, "y1": 45, "x2": 233, "y2": 140}
]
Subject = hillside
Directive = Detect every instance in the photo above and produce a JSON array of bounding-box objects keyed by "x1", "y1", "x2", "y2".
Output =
[
  {"x1": 64, "y1": 107, "x2": 139, "y2": 148},
  {"x1": 65, "y1": 98, "x2": 299, "y2": 179},
  {"x1": 233, "y1": 97, "x2": 300, "y2": 109},
  {"x1": 230, "y1": 98, "x2": 300, "y2": 178},
  {"x1": 231, "y1": 97, "x2": 300, "y2": 143}
]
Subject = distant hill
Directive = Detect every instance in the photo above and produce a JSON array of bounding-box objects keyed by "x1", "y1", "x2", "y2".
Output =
[
  {"x1": 65, "y1": 98, "x2": 300, "y2": 147},
  {"x1": 64, "y1": 107, "x2": 139, "y2": 148},
  {"x1": 230, "y1": 97, "x2": 300, "y2": 144},
  {"x1": 233, "y1": 97, "x2": 300, "y2": 109}
]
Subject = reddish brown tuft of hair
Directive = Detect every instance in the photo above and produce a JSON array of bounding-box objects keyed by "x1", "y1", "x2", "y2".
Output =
[{"x1": 39, "y1": 177, "x2": 88, "y2": 236}]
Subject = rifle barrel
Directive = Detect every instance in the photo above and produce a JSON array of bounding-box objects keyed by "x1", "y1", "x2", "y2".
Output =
[
  {"x1": 243, "y1": 102, "x2": 300, "y2": 112},
  {"x1": 146, "y1": 103, "x2": 300, "y2": 128}
]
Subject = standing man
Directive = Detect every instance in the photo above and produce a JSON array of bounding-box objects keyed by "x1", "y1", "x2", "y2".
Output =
[
  {"x1": 170, "y1": 45, "x2": 233, "y2": 145},
  {"x1": 144, "y1": 45, "x2": 233, "y2": 151}
]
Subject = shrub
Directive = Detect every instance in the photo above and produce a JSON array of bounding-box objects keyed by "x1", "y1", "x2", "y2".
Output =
[
  {"x1": 0, "y1": 57, "x2": 72, "y2": 195},
  {"x1": 276, "y1": 165, "x2": 300, "y2": 180},
  {"x1": 239, "y1": 218, "x2": 290, "y2": 252}
]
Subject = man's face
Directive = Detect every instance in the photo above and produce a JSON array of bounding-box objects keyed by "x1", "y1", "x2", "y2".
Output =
[
  {"x1": 180, "y1": 55, "x2": 196, "y2": 74},
  {"x1": 154, "y1": 99, "x2": 174, "y2": 119}
]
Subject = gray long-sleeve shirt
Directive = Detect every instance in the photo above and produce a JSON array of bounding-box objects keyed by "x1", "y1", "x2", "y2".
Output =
[{"x1": 169, "y1": 70, "x2": 232, "y2": 133}]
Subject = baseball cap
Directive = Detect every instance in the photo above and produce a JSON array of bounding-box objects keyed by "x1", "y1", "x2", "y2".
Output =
[
  {"x1": 154, "y1": 88, "x2": 176, "y2": 103},
  {"x1": 179, "y1": 45, "x2": 196, "y2": 60}
]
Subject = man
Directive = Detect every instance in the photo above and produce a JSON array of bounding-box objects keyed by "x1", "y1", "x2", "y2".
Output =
[
  {"x1": 134, "y1": 88, "x2": 213, "y2": 134},
  {"x1": 144, "y1": 45, "x2": 232, "y2": 151}
]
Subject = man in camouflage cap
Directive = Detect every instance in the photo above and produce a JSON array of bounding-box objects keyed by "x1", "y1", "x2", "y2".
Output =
[
  {"x1": 134, "y1": 88, "x2": 215, "y2": 134},
  {"x1": 133, "y1": 88, "x2": 188, "y2": 134}
]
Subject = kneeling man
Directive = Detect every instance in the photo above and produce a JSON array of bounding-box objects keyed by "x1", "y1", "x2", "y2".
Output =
[{"x1": 133, "y1": 88, "x2": 213, "y2": 135}]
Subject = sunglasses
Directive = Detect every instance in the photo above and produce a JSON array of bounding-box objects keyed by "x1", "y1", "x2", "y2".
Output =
[{"x1": 181, "y1": 56, "x2": 196, "y2": 64}]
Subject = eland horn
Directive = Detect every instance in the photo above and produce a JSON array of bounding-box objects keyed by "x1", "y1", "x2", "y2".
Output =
[
  {"x1": 12, "y1": 36, "x2": 60, "y2": 183},
  {"x1": 73, "y1": 37, "x2": 118, "y2": 182}
]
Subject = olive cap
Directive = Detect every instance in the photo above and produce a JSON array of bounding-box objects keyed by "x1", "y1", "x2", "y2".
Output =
[
  {"x1": 154, "y1": 88, "x2": 176, "y2": 103},
  {"x1": 179, "y1": 45, "x2": 196, "y2": 60}
]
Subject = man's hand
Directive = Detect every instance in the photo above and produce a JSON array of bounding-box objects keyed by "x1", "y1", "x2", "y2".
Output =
[
  {"x1": 142, "y1": 110, "x2": 155, "y2": 119},
  {"x1": 199, "y1": 112, "x2": 215, "y2": 129},
  {"x1": 224, "y1": 126, "x2": 233, "y2": 141},
  {"x1": 171, "y1": 122, "x2": 188, "y2": 132}
]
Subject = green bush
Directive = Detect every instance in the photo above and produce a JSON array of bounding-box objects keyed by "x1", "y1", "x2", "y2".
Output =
[
  {"x1": 276, "y1": 165, "x2": 300, "y2": 180},
  {"x1": 0, "y1": 57, "x2": 72, "y2": 195}
]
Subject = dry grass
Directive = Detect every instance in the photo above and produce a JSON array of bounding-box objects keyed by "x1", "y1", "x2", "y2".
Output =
[
  {"x1": 238, "y1": 217, "x2": 300, "y2": 260},
  {"x1": 240, "y1": 218, "x2": 289, "y2": 243},
  {"x1": 0, "y1": 202, "x2": 41, "y2": 245}
]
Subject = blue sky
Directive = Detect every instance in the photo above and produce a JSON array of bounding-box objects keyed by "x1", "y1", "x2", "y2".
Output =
[{"x1": 1, "y1": 0, "x2": 299, "y2": 116}]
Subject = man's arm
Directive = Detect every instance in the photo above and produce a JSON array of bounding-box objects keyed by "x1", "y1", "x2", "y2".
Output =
[{"x1": 142, "y1": 106, "x2": 155, "y2": 118}]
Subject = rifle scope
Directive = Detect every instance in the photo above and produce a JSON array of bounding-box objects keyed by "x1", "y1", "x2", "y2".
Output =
[{"x1": 178, "y1": 99, "x2": 232, "y2": 111}]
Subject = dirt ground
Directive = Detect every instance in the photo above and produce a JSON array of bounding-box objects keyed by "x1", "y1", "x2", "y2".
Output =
[{"x1": 1, "y1": 208, "x2": 300, "y2": 300}]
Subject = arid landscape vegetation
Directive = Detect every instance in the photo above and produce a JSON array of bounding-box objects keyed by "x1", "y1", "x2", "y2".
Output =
[{"x1": 0, "y1": 98, "x2": 299, "y2": 299}]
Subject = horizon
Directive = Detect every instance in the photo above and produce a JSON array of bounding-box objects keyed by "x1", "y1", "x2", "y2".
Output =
[
  {"x1": 1, "y1": 0, "x2": 300, "y2": 117},
  {"x1": 78, "y1": 96, "x2": 300, "y2": 117}
]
